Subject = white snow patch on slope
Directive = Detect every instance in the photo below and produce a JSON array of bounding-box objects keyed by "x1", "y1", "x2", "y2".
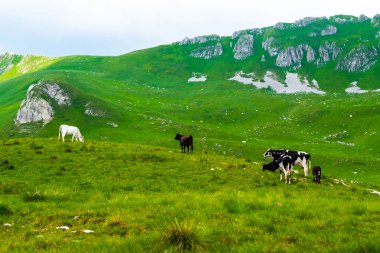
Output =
[
  {"x1": 229, "y1": 71, "x2": 326, "y2": 94},
  {"x1": 345, "y1": 82, "x2": 380, "y2": 93},
  {"x1": 188, "y1": 73, "x2": 207, "y2": 82}
]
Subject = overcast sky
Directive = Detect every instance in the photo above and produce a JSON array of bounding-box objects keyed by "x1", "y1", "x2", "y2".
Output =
[{"x1": 0, "y1": 0, "x2": 379, "y2": 56}]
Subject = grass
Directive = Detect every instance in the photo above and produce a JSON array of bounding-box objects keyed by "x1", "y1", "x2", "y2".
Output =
[
  {"x1": 0, "y1": 14, "x2": 380, "y2": 252},
  {"x1": 0, "y1": 138, "x2": 380, "y2": 252}
]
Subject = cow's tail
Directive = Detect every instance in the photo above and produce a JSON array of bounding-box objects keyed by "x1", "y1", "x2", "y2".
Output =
[
  {"x1": 307, "y1": 154, "x2": 311, "y2": 176},
  {"x1": 189, "y1": 135, "x2": 193, "y2": 153}
]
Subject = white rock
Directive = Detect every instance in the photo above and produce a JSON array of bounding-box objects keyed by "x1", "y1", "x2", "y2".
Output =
[
  {"x1": 3, "y1": 223, "x2": 12, "y2": 227},
  {"x1": 233, "y1": 34, "x2": 254, "y2": 60},
  {"x1": 83, "y1": 229, "x2": 94, "y2": 233},
  {"x1": 190, "y1": 43, "x2": 223, "y2": 59},
  {"x1": 56, "y1": 226, "x2": 69, "y2": 230}
]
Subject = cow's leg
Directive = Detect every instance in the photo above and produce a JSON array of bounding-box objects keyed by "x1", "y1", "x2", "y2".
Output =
[
  {"x1": 58, "y1": 130, "x2": 61, "y2": 140},
  {"x1": 279, "y1": 170, "x2": 283, "y2": 181},
  {"x1": 303, "y1": 162, "x2": 308, "y2": 177},
  {"x1": 72, "y1": 135, "x2": 74, "y2": 142},
  {"x1": 62, "y1": 133, "x2": 66, "y2": 142}
]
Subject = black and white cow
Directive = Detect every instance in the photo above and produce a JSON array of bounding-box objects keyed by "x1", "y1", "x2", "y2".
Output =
[
  {"x1": 262, "y1": 160, "x2": 279, "y2": 172},
  {"x1": 278, "y1": 155, "x2": 293, "y2": 184},
  {"x1": 263, "y1": 149, "x2": 311, "y2": 177},
  {"x1": 312, "y1": 166, "x2": 322, "y2": 183}
]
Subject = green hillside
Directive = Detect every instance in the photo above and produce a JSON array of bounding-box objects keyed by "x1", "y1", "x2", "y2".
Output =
[{"x1": 0, "y1": 14, "x2": 380, "y2": 252}]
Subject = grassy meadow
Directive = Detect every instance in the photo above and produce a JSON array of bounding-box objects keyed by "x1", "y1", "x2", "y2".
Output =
[
  {"x1": 1, "y1": 138, "x2": 380, "y2": 252},
  {"x1": 1, "y1": 16, "x2": 380, "y2": 251}
]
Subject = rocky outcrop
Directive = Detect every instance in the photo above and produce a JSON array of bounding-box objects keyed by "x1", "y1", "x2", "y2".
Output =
[
  {"x1": 336, "y1": 45, "x2": 378, "y2": 72},
  {"x1": 321, "y1": 25, "x2": 337, "y2": 36},
  {"x1": 15, "y1": 81, "x2": 71, "y2": 125},
  {"x1": 294, "y1": 17, "x2": 321, "y2": 27},
  {"x1": 315, "y1": 42, "x2": 341, "y2": 67},
  {"x1": 308, "y1": 32, "x2": 317, "y2": 37},
  {"x1": 274, "y1": 22, "x2": 285, "y2": 30},
  {"x1": 359, "y1": 14, "x2": 370, "y2": 22},
  {"x1": 275, "y1": 44, "x2": 315, "y2": 68},
  {"x1": 190, "y1": 43, "x2": 223, "y2": 59},
  {"x1": 0, "y1": 52, "x2": 17, "y2": 75},
  {"x1": 85, "y1": 103, "x2": 106, "y2": 117},
  {"x1": 233, "y1": 34, "x2": 254, "y2": 60},
  {"x1": 179, "y1": 35, "x2": 220, "y2": 45},
  {"x1": 371, "y1": 14, "x2": 380, "y2": 26},
  {"x1": 262, "y1": 37, "x2": 279, "y2": 57},
  {"x1": 376, "y1": 31, "x2": 380, "y2": 39},
  {"x1": 232, "y1": 28, "x2": 262, "y2": 40}
]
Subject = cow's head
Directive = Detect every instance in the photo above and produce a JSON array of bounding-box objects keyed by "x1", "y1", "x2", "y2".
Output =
[
  {"x1": 78, "y1": 135, "x2": 84, "y2": 142},
  {"x1": 263, "y1": 149, "x2": 273, "y2": 157},
  {"x1": 174, "y1": 133, "x2": 181, "y2": 140}
]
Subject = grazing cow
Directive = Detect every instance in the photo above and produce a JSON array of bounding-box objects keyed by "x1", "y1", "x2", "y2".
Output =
[
  {"x1": 278, "y1": 155, "x2": 293, "y2": 184},
  {"x1": 174, "y1": 133, "x2": 193, "y2": 153},
  {"x1": 262, "y1": 160, "x2": 279, "y2": 172},
  {"x1": 312, "y1": 166, "x2": 322, "y2": 183},
  {"x1": 263, "y1": 149, "x2": 311, "y2": 177},
  {"x1": 58, "y1": 125, "x2": 84, "y2": 142}
]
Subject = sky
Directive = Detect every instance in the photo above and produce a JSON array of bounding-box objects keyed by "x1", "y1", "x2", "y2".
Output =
[{"x1": 0, "y1": 0, "x2": 379, "y2": 57}]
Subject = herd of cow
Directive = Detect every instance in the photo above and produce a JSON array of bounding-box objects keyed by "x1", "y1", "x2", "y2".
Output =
[{"x1": 57, "y1": 125, "x2": 321, "y2": 184}]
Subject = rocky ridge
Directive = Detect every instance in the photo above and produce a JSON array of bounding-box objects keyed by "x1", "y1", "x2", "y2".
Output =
[{"x1": 15, "y1": 81, "x2": 71, "y2": 125}]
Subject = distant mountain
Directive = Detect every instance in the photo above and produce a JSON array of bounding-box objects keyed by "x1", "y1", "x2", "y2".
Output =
[{"x1": 0, "y1": 14, "x2": 379, "y2": 145}]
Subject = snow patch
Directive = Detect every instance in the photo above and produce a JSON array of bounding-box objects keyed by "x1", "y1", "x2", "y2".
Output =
[
  {"x1": 345, "y1": 82, "x2": 380, "y2": 93},
  {"x1": 229, "y1": 71, "x2": 326, "y2": 94},
  {"x1": 188, "y1": 73, "x2": 207, "y2": 82}
]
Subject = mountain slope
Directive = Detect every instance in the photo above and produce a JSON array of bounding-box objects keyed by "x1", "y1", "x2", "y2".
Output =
[{"x1": 0, "y1": 14, "x2": 379, "y2": 186}]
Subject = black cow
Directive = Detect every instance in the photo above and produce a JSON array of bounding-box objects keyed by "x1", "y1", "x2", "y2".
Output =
[
  {"x1": 312, "y1": 166, "x2": 322, "y2": 183},
  {"x1": 263, "y1": 160, "x2": 279, "y2": 172},
  {"x1": 174, "y1": 133, "x2": 193, "y2": 153},
  {"x1": 263, "y1": 149, "x2": 311, "y2": 177}
]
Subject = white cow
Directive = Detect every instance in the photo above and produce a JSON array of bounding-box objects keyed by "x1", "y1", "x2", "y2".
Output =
[{"x1": 58, "y1": 124, "x2": 84, "y2": 142}]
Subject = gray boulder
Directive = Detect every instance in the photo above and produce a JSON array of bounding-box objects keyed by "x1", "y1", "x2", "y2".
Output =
[
  {"x1": 321, "y1": 25, "x2": 338, "y2": 36},
  {"x1": 336, "y1": 45, "x2": 378, "y2": 72},
  {"x1": 371, "y1": 14, "x2": 380, "y2": 26},
  {"x1": 233, "y1": 34, "x2": 254, "y2": 60},
  {"x1": 190, "y1": 43, "x2": 223, "y2": 59}
]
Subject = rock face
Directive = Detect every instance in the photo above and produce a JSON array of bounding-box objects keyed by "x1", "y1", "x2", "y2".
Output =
[
  {"x1": 371, "y1": 14, "x2": 380, "y2": 26},
  {"x1": 275, "y1": 44, "x2": 315, "y2": 68},
  {"x1": 274, "y1": 22, "x2": 285, "y2": 30},
  {"x1": 359, "y1": 14, "x2": 370, "y2": 22},
  {"x1": 15, "y1": 81, "x2": 71, "y2": 125},
  {"x1": 179, "y1": 35, "x2": 220, "y2": 45},
  {"x1": 294, "y1": 17, "x2": 321, "y2": 27},
  {"x1": 233, "y1": 34, "x2": 254, "y2": 60},
  {"x1": 190, "y1": 43, "x2": 223, "y2": 59},
  {"x1": 336, "y1": 45, "x2": 378, "y2": 72},
  {"x1": 321, "y1": 25, "x2": 337, "y2": 36},
  {"x1": 315, "y1": 42, "x2": 341, "y2": 67},
  {"x1": 262, "y1": 37, "x2": 279, "y2": 57},
  {"x1": 376, "y1": 31, "x2": 380, "y2": 39}
]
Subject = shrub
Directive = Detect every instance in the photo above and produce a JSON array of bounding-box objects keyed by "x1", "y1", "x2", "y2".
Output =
[
  {"x1": 24, "y1": 190, "x2": 47, "y2": 202},
  {"x1": 0, "y1": 203, "x2": 14, "y2": 216},
  {"x1": 162, "y1": 219, "x2": 203, "y2": 252}
]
